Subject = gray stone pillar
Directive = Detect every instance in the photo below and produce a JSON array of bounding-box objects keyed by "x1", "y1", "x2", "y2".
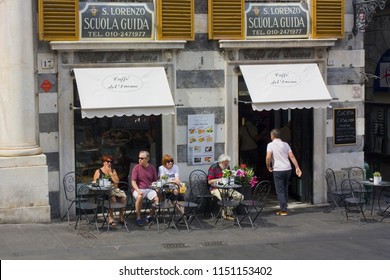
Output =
[
  {"x1": 0, "y1": 0, "x2": 50, "y2": 223},
  {"x1": 0, "y1": 0, "x2": 41, "y2": 156}
]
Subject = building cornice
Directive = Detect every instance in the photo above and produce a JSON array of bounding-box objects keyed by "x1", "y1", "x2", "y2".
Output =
[
  {"x1": 219, "y1": 39, "x2": 337, "y2": 49},
  {"x1": 50, "y1": 41, "x2": 187, "y2": 51}
]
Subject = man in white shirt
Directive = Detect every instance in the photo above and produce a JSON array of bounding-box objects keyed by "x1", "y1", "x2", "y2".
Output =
[{"x1": 266, "y1": 129, "x2": 302, "y2": 216}]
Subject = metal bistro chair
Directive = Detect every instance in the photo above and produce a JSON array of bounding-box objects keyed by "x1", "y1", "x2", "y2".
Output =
[
  {"x1": 340, "y1": 178, "x2": 367, "y2": 223},
  {"x1": 189, "y1": 169, "x2": 207, "y2": 188},
  {"x1": 348, "y1": 166, "x2": 371, "y2": 205},
  {"x1": 101, "y1": 181, "x2": 132, "y2": 233},
  {"x1": 378, "y1": 187, "x2": 390, "y2": 221},
  {"x1": 192, "y1": 179, "x2": 217, "y2": 217},
  {"x1": 324, "y1": 168, "x2": 345, "y2": 213},
  {"x1": 176, "y1": 182, "x2": 205, "y2": 231},
  {"x1": 239, "y1": 180, "x2": 271, "y2": 229},
  {"x1": 75, "y1": 184, "x2": 101, "y2": 234},
  {"x1": 149, "y1": 182, "x2": 179, "y2": 232},
  {"x1": 61, "y1": 171, "x2": 86, "y2": 224}
]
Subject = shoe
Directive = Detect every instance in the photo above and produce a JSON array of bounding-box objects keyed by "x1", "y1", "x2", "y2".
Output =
[
  {"x1": 222, "y1": 213, "x2": 235, "y2": 221},
  {"x1": 276, "y1": 211, "x2": 288, "y2": 216},
  {"x1": 146, "y1": 215, "x2": 154, "y2": 224},
  {"x1": 135, "y1": 218, "x2": 143, "y2": 227}
]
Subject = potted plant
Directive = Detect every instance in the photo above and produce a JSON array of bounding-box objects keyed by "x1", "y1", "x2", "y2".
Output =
[
  {"x1": 102, "y1": 173, "x2": 111, "y2": 187},
  {"x1": 160, "y1": 174, "x2": 168, "y2": 185},
  {"x1": 373, "y1": 171, "x2": 382, "y2": 185},
  {"x1": 221, "y1": 169, "x2": 231, "y2": 184}
]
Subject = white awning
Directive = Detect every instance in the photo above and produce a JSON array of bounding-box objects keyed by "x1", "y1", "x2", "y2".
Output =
[
  {"x1": 240, "y1": 63, "x2": 332, "y2": 111},
  {"x1": 74, "y1": 67, "x2": 175, "y2": 118}
]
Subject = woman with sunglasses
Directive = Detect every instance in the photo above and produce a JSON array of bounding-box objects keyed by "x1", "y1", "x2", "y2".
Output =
[
  {"x1": 93, "y1": 154, "x2": 125, "y2": 227},
  {"x1": 158, "y1": 154, "x2": 181, "y2": 187},
  {"x1": 158, "y1": 154, "x2": 185, "y2": 215}
]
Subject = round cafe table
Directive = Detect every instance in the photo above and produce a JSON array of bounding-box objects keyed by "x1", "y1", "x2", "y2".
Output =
[
  {"x1": 360, "y1": 180, "x2": 390, "y2": 219},
  {"x1": 213, "y1": 182, "x2": 243, "y2": 229}
]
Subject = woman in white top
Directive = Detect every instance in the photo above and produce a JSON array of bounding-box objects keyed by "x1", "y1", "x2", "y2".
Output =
[{"x1": 158, "y1": 154, "x2": 181, "y2": 185}]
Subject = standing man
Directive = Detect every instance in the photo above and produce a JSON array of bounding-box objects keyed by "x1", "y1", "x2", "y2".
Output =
[
  {"x1": 266, "y1": 129, "x2": 302, "y2": 216},
  {"x1": 131, "y1": 150, "x2": 158, "y2": 226}
]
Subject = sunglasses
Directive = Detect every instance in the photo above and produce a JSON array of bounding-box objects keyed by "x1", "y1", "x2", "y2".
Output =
[
  {"x1": 166, "y1": 160, "x2": 173, "y2": 163},
  {"x1": 105, "y1": 160, "x2": 112, "y2": 163}
]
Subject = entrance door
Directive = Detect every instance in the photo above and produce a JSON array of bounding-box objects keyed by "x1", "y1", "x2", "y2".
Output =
[
  {"x1": 290, "y1": 109, "x2": 313, "y2": 203},
  {"x1": 237, "y1": 76, "x2": 313, "y2": 203}
]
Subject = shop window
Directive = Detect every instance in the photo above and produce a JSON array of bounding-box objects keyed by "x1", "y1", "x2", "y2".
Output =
[
  {"x1": 73, "y1": 84, "x2": 162, "y2": 183},
  {"x1": 365, "y1": 105, "x2": 389, "y2": 155}
]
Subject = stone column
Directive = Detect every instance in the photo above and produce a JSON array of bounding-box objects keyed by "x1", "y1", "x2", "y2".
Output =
[
  {"x1": 0, "y1": 0, "x2": 50, "y2": 223},
  {"x1": 0, "y1": 0, "x2": 41, "y2": 156}
]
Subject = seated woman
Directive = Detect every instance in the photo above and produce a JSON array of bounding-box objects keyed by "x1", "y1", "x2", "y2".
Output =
[
  {"x1": 93, "y1": 154, "x2": 126, "y2": 226},
  {"x1": 158, "y1": 154, "x2": 184, "y2": 214},
  {"x1": 158, "y1": 154, "x2": 181, "y2": 196}
]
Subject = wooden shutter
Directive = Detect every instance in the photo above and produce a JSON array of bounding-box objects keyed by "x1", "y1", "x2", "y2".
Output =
[
  {"x1": 157, "y1": 0, "x2": 194, "y2": 40},
  {"x1": 312, "y1": 0, "x2": 344, "y2": 38},
  {"x1": 208, "y1": 0, "x2": 244, "y2": 40},
  {"x1": 38, "y1": 0, "x2": 79, "y2": 41}
]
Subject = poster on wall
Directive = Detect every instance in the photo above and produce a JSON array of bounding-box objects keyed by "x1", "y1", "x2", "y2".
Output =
[
  {"x1": 374, "y1": 49, "x2": 390, "y2": 92},
  {"x1": 187, "y1": 114, "x2": 215, "y2": 165}
]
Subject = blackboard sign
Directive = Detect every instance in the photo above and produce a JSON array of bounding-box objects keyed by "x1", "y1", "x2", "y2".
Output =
[{"x1": 333, "y1": 108, "x2": 356, "y2": 146}]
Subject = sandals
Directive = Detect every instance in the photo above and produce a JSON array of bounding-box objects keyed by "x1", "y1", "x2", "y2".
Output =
[{"x1": 108, "y1": 219, "x2": 117, "y2": 227}]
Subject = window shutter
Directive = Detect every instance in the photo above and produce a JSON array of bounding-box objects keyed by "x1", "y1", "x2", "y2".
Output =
[
  {"x1": 208, "y1": 0, "x2": 244, "y2": 40},
  {"x1": 157, "y1": 0, "x2": 194, "y2": 40},
  {"x1": 312, "y1": 0, "x2": 344, "y2": 38},
  {"x1": 38, "y1": 0, "x2": 79, "y2": 41}
]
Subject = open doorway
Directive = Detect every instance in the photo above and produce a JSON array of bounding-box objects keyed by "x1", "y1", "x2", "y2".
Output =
[{"x1": 238, "y1": 76, "x2": 313, "y2": 203}]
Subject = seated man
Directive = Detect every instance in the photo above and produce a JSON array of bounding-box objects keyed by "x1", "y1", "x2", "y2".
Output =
[
  {"x1": 131, "y1": 150, "x2": 159, "y2": 226},
  {"x1": 207, "y1": 154, "x2": 243, "y2": 221}
]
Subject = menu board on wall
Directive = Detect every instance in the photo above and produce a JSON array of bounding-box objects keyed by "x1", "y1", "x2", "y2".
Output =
[
  {"x1": 187, "y1": 114, "x2": 215, "y2": 165},
  {"x1": 333, "y1": 108, "x2": 356, "y2": 146}
]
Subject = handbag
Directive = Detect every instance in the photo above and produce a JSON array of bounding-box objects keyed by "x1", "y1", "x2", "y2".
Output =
[{"x1": 110, "y1": 187, "x2": 127, "y2": 198}]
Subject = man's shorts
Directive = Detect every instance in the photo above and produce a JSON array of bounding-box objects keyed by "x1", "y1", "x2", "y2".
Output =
[{"x1": 133, "y1": 188, "x2": 157, "y2": 201}]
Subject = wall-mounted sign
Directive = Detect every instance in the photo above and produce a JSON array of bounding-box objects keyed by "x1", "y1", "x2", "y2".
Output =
[
  {"x1": 333, "y1": 108, "x2": 357, "y2": 146},
  {"x1": 187, "y1": 114, "x2": 215, "y2": 165},
  {"x1": 245, "y1": 3, "x2": 309, "y2": 39},
  {"x1": 79, "y1": 2, "x2": 154, "y2": 40}
]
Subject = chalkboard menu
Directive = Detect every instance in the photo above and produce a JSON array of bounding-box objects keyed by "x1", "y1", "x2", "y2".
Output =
[{"x1": 333, "y1": 108, "x2": 356, "y2": 146}]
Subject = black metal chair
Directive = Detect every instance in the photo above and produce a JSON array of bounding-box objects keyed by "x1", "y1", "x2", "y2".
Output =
[
  {"x1": 348, "y1": 166, "x2": 371, "y2": 205},
  {"x1": 149, "y1": 182, "x2": 179, "y2": 232},
  {"x1": 379, "y1": 187, "x2": 390, "y2": 221},
  {"x1": 101, "y1": 181, "x2": 132, "y2": 233},
  {"x1": 189, "y1": 169, "x2": 207, "y2": 188},
  {"x1": 176, "y1": 182, "x2": 205, "y2": 231},
  {"x1": 239, "y1": 180, "x2": 271, "y2": 229},
  {"x1": 340, "y1": 178, "x2": 367, "y2": 223},
  {"x1": 324, "y1": 168, "x2": 345, "y2": 213},
  {"x1": 61, "y1": 171, "x2": 86, "y2": 224},
  {"x1": 75, "y1": 184, "x2": 101, "y2": 234}
]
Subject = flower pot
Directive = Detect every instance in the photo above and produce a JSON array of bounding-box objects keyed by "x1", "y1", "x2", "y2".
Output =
[
  {"x1": 221, "y1": 177, "x2": 229, "y2": 185},
  {"x1": 373, "y1": 176, "x2": 382, "y2": 185},
  {"x1": 241, "y1": 184, "x2": 252, "y2": 200}
]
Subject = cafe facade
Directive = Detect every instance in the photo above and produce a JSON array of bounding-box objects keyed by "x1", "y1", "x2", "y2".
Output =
[{"x1": 1, "y1": 0, "x2": 381, "y2": 223}]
